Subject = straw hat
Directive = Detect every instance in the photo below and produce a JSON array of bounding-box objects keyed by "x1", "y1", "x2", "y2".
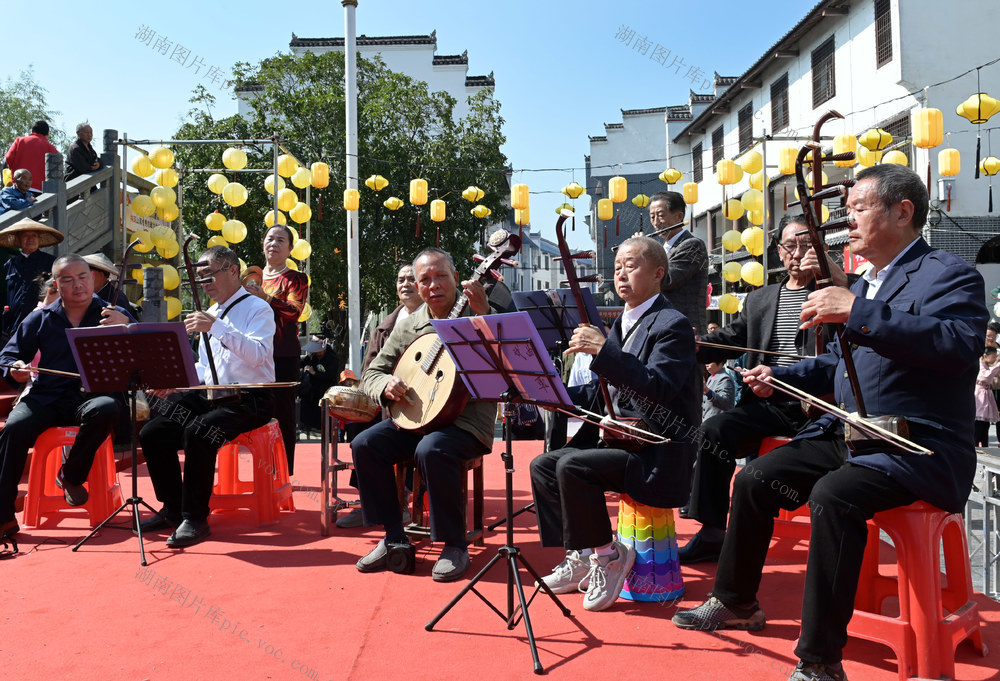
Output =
[
  {"x1": 82, "y1": 253, "x2": 118, "y2": 276},
  {"x1": 0, "y1": 218, "x2": 64, "y2": 249}
]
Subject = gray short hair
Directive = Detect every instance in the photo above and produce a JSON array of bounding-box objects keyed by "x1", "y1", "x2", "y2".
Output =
[
  {"x1": 616, "y1": 235, "x2": 668, "y2": 273},
  {"x1": 198, "y1": 245, "x2": 240, "y2": 270},
  {"x1": 855, "y1": 164, "x2": 928, "y2": 229},
  {"x1": 75, "y1": 122, "x2": 92, "y2": 135},
  {"x1": 412, "y1": 247, "x2": 456, "y2": 273}
]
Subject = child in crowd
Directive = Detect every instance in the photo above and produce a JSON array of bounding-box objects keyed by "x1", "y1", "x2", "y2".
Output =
[{"x1": 975, "y1": 346, "x2": 1000, "y2": 447}]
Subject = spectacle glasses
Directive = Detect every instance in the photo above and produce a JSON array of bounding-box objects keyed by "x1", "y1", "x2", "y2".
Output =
[
  {"x1": 777, "y1": 240, "x2": 812, "y2": 255},
  {"x1": 196, "y1": 266, "x2": 233, "y2": 284}
]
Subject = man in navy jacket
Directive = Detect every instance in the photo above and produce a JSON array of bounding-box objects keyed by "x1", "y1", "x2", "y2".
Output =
[{"x1": 673, "y1": 165, "x2": 987, "y2": 681}]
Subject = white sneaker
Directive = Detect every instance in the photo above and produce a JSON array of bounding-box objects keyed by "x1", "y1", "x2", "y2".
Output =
[
  {"x1": 536, "y1": 550, "x2": 591, "y2": 594},
  {"x1": 582, "y1": 541, "x2": 636, "y2": 611}
]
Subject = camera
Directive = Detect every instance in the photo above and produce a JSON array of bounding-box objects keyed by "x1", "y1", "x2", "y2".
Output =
[{"x1": 386, "y1": 541, "x2": 415, "y2": 574}]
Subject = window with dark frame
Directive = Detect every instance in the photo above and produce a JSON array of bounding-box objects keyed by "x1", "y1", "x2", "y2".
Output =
[
  {"x1": 693, "y1": 142, "x2": 704, "y2": 183},
  {"x1": 875, "y1": 0, "x2": 892, "y2": 68},
  {"x1": 738, "y1": 104, "x2": 754, "y2": 153},
  {"x1": 811, "y1": 35, "x2": 836, "y2": 108},
  {"x1": 883, "y1": 113, "x2": 912, "y2": 165},
  {"x1": 771, "y1": 73, "x2": 789, "y2": 131},
  {"x1": 712, "y1": 126, "x2": 725, "y2": 167}
]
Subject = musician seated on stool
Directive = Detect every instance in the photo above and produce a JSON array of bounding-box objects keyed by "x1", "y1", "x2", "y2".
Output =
[
  {"x1": 673, "y1": 165, "x2": 987, "y2": 681},
  {"x1": 352, "y1": 247, "x2": 496, "y2": 582},
  {"x1": 531, "y1": 236, "x2": 700, "y2": 611},
  {"x1": 139, "y1": 245, "x2": 275, "y2": 548},
  {"x1": 0, "y1": 254, "x2": 134, "y2": 540}
]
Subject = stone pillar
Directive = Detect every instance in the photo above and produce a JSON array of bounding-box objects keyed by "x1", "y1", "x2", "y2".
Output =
[
  {"x1": 142, "y1": 266, "x2": 166, "y2": 322},
  {"x1": 43, "y1": 153, "x2": 67, "y2": 256},
  {"x1": 104, "y1": 129, "x2": 121, "y2": 261}
]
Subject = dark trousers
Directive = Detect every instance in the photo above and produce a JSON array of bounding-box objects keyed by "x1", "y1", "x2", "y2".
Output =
[
  {"x1": 0, "y1": 393, "x2": 121, "y2": 521},
  {"x1": 688, "y1": 398, "x2": 809, "y2": 530},
  {"x1": 544, "y1": 383, "x2": 597, "y2": 452},
  {"x1": 139, "y1": 391, "x2": 273, "y2": 521},
  {"x1": 530, "y1": 446, "x2": 630, "y2": 550},
  {"x1": 273, "y1": 356, "x2": 300, "y2": 474},
  {"x1": 974, "y1": 419, "x2": 991, "y2": 447},
  {"x1": 712, "y1": 436, "x2": 917, "y2": 664},
  {"x1": 350, "y1": 418, "x2": 489, "y2": 547}
]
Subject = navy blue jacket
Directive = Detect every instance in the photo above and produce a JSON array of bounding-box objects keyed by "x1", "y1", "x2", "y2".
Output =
[
  {"x1": 3, "y1": 250, "x2": 55, "y2": 336},
  {"x1": 773, "y1": 239, "x2": 987, "y2": 513}
]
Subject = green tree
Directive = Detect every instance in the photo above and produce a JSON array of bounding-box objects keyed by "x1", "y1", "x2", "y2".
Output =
[
  {"x1": 0, "y1": 67, "x2": 67, "y2": 153},
  {"x1": 172, "y1": 51, "x2": 508, "y2": 351}
]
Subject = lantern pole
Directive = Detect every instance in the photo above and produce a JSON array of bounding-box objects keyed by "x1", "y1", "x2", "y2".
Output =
[{"x1": 343, "y1": 0, "x2": 361, "y2": 373}]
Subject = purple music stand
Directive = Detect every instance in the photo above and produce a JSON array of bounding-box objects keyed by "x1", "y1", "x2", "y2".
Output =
[
  {"x1": 68, "y1": 322, "x2": 199, "y2": 565},
  {"x1": 424, "y1": 312, "x2": 573, "y2": 675}
]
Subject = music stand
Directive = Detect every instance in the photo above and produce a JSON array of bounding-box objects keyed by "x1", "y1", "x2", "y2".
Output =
[
  {"x1": 424, "y1": 312, "x2": 574, "y2": 675},
  {"x1": 67, "y1": 322, "x2": 199, "y2": 565}
]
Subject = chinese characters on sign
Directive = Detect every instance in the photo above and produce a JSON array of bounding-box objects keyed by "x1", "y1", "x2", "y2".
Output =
[
  {"x1": 614, "y1": 24, "x2": 713, "y2": 91},
  {"x1": 135, "y1": 25, "x2": 231, "y2": 93}
]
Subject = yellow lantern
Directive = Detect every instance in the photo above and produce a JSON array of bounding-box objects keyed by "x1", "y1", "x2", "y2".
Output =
[
  {"x1": 717, "y1": 159, "x2": 741, "y2": 185},
  {"x1": 805, "y1": 171, "x2": 829, "y2": 189},
  {"x1": 383, "y1": 196, "x2": 404, "y2": 211},
  {"x1": 430, "y1": 199, "x2": 446, "y2": 222},
  {"x1": 205, "y1": 212, "x2": 226, "y2": 231},
  {"x1": 133, "y1": 231, "x2": 154, "y2": 253},
  {"x1": 222, "y1": 219, "x2": 247, "y2": 244},
  {"x1": 131, "y1": 154, "x2": 154, "y2": 178},
  {"x1": 820, "y1": 205, "x2": 831, "y2": 223},
  {"x1": 148, "y1": 147, "x2": 174, "y2": 169},
  {"x1": 150, "y1": 226, "x2": 174, "y2": 249},
  {"x1": 291, "y1": 167, "x2": 312, "y2": 189},
  {"x1": 277, "y1": 154, "x2": 299, "y2": 178},
  {"x1": 264, "y1": 210, "x2": 287, "y2": 227},
  {"x1": 981, "y1": 157, "x2": 1000, "y2": 176},
  {"x1": 563, "y1": 182, "x2": 586, "y2": 198},
  {"x1": 310, "y1": 162, "x2": 330, "y2": 189},
  {"x1": 156, "y1": 204, "x2": 179, "y2": 222},
  {"x1": 778, "y1": 147, "x2": 798, "y2": 175},
  {"x1": 157, "y1": 240, "x2": 179, "y2": 259},
  {"x1": 859, "y1": 128, "x2": 893, "y2": 151},
  {"x1": 741, "y1": 261, "x2": 765, "y2": 287},
  {"x1": 264, "y1": 174, "x2": 285, "y2": 195},
  {"x1": 410, "y1": 178, "x2": 428, "y2": 206},
  {"x1": 609, "y1": 176, "x2": 628, "y2": 203},
  {"x1": 749, "y1": 170, "x2": 769, "y2": 191},
  {"x1": 150, "y1": 186, "x2": 175, "y2": 208},
  {"x1": 130, "y1": 195, "x2": 155, "y2": 218},
  {"x1": 288, "y1": 226, "x2": 299, "y2": 243},
  {"x1": 291, "y1": 239, "x2": 312, "y2": 260},
  {"x1": 721, "y1": 229, "x2": 742, "y2": 252},
  {"x1": 741, "y1": 227, "x2": 765, "y2": 256},
  {"x1": 912, "y1": 108, "x2": 943, "y2": 149},
  {"x1": 718, "y1": 293, "x2": 740, "y2": 314},
  {"x1": 833, "y1": 134, "x2": 857, "y2": 168},
  {"x1": 515, "y1": 207, "x2": 530, "y2": 226},
  {"x1": 165, "y1": 296, "x2": 182, "y2": 320},
  {"x1": 747, "y1": 209, "x2": 764, "y2": 226},
  {"x1": 722, "y1": 199, "x2": 744, "y2": 221},
  {"x1": 471, "y1": 204, "x2": 491, "y2": 219},
  {"x1": 289, "y1": 202, "x2": 312, "y2": 224},
  {"x1": 597, "y1": 199, "x2": 613, "y2": 221},
  {"x1": 207, "y1": 173, "x2": 228, "y2": 195},
  {"x1": 277, "y1": 187, "x2": 297, "y2": 212},
  {"x1": 939, "y1": 148, "x2": 961, "y2": 177},
  {"x1": 286, "y1": 258, "x2": 299, "y2": 272},
  {"x1": 631, "y1": 193, "x2": 650, "y2": 209},
  {"x1": 207, "y1": 235, "x2": 229, "y2": 249},
  {"x1": 883, "y1": 150, "x2": 908, "y2": 166},
  {"x1": 555, "y1": 203, "x2": 574, "y2": 214},
  {"x1": 462, "y1": 185, "x2": 484, "y2": 202},
  {"x1": 155, "y1": 168, "x2": 179, "y2": 188},
  {"x1": 721, "y1": 261, "x2": 742, "y2": 283},
  {"x1": 856, "y1": 147, "x2": 883, "y2": 167},
  {"x1": 511, "y1": 183, "x2": 529, "y2": 210},
  {"x1": 956, "y1": 93, "x2": 1000, "y2": 125},
  {"x1": 682, "y1": 182, "x2": 698, "y2": 204},
  {"x1": 161, "y1": 264, "x2": 180, "y2": 290},
  {"x1": 740, "y1": 189, "x2": 763, "y2": 213},
  {"x1": 739, "y1": 151, "x2": 763, "y2": 175},
  {"x1": 298, "y1": 302, "x2": 312, "y2": 323},
  {"x1": 659, "y1": 168, "x2": 683, "y2": 185},
  {"x1": 222, "y1": 182, "x2": 248, "y2": 208},
  {"x1": 365, "y1": 174, "x2": 388, "y2": 191},
  {"x1": 222, "y1": 147, "x2": 247, "y2": 171},
  {"x1": 343, "y1": 188, "x2": 360, "y2": 211}
]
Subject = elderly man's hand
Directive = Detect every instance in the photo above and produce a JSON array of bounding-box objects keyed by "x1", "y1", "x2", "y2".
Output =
[
  {"x1": 184, "y1": 311, "x2": 217, "y2": 334},
  {"x1": 800, "y1": 286, "x2": 856, "y2": 329},
  {"x1": 99, "y1": 307, "x2": 130, "y2": 326},
  {"x1": 568, "y1": 324, "x2": 606, "y2": 355},
  {"x1": 463, "y1": 279, "x2": 489, "y2": 315},
  {"x1": 739, "y1": 365, "x2": 775, "y2": 398},
  {"x1": 9, "y1": 360, "x2": 31, "y2": 384}
]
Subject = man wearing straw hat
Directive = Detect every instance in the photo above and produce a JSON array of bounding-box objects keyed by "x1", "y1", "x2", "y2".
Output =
[
  {"x1": 0, "y1": 218, "x2": 62, "y2": 339},
  {"x1": 82, "y1": 252, "x2": 131, "y2": 311}
]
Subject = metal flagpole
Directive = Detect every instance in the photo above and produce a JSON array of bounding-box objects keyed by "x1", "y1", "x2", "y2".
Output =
[{"x1": 343, "y1": 0, "x2": 361, "y2": 373}]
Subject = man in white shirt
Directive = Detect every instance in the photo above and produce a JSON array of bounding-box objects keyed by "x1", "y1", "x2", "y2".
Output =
[{"x1": 139, "y1": 246, "x2": 276, "y2": 548}]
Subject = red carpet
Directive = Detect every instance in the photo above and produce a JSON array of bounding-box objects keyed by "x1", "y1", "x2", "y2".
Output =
[{"x1": 2, "y1": 439, "x2": 997, "y2": 681}]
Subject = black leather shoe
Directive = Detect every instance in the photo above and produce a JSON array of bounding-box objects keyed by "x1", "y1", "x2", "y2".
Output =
[
  {"x1": 136, "y1": 508, "x2": 182, "y2": 533},
  {"x1": 678, "y1": 532, "x2": 724, "y2": 564},
  {"x1": 0, "y1": 518, "x2": 19, "y2": 538},
  {"x1": 56, "y1": 472, "x2": 88, "y2": 507},
  {"x1": 166, "y1": 519, "x2": 211, "y2": 548}
]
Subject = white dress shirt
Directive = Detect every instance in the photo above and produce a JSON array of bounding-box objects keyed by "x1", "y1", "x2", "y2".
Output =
[
  {"x1": 862, "y1": 238, "x2": 920, "y2": 300},
  {"x1": 198, "y1": 292, "x2": 276, "y2": 384},
  {"x1": 620, "y1": 292, "x2": 659, "y2": 338}
]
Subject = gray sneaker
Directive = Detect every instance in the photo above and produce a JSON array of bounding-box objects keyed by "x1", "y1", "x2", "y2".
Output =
[
  {"x1": 582, "y1": 541, "x2": 635, "y2": 611},
  {"x1": 336, "y1": 507, "x2": 365, "y2": 528},
  {"x1": 432, "y1": 546, "x2": 470, "y2": 582},
  {"x1": 787, "y1": 661, "x2": 847, "y2": 681},
  {"x1": 672, "y1": 595, "x2": 766, "y2": 631},
  {"x1": 536, "y1": 550, "x2": 591, "y2": 594}
]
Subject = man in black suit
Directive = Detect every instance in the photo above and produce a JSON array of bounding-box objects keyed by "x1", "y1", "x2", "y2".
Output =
[
  {"x1": 530, "y1": 236, "x2": 701, "y2": 611},
  {"x1": 649, "y1": 191, "x2": 708, "y2": 334},
  {"x1": 678, "y1": 215, "x2": 848, "y2": 563}
]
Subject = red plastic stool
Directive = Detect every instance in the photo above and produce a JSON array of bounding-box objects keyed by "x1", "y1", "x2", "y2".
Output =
[
  {"x1": 21, "y1": 427, "x2": 120, "y2": 527},
  {"x1": 848, "y1": 501, "x2": 988, "y2": 680},
  {"x1": 757, "y1": 436, "x2": 811, "y2": 540},
  {"x1": 210, "y1": 419, "x2": 295, "y2": 525}
]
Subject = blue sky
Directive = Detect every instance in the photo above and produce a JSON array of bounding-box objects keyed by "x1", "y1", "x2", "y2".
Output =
[{"x1": 4, "y1": 0, "x2": 810, "y2": 249}]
